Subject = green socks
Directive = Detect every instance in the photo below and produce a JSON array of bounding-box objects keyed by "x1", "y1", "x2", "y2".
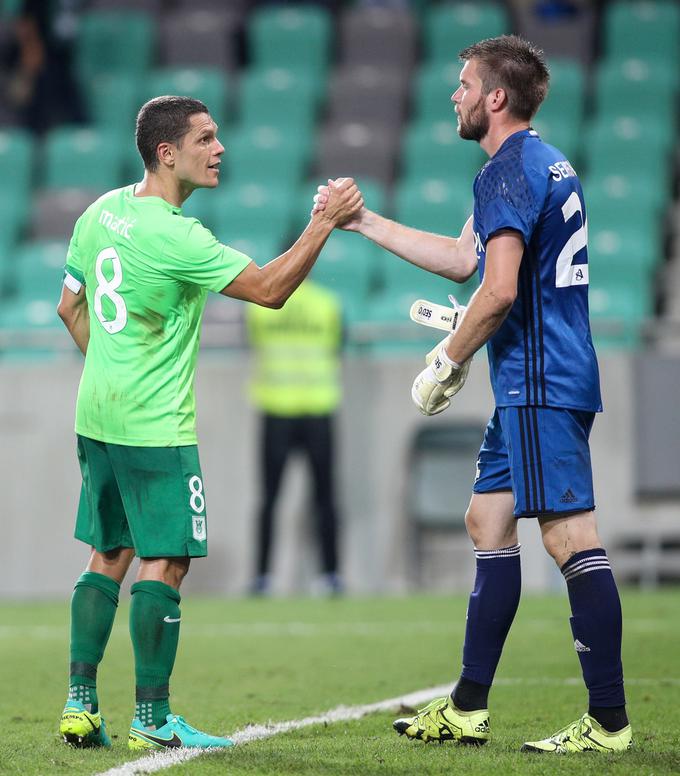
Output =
[
  {"x1": 69, "y1": 571, "x2": 120, "y2": 713},
  {"x1": 130, "y1": 580, "x2": 181, "y2": 730}
]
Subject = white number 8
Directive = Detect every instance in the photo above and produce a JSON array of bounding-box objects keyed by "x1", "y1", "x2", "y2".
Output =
[
  {"x1": 94, "y1": 247, "x2": 127, "y2": 334},
  {"x1": 189, "y1": 475, "x2": 205, "y2": 514}
]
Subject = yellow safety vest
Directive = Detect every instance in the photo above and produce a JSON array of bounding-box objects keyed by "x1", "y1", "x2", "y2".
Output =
[{"x1": 246, "y1": 280, "x2": 342, "y2": 416}]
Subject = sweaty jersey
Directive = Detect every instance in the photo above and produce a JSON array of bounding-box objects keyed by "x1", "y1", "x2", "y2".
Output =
[
  {"x1": 65, "y1": 184, "x2": 251, "y2": 446},
  {"x1": 473, "y1": 129, "x2": 602, "y2": 411}
]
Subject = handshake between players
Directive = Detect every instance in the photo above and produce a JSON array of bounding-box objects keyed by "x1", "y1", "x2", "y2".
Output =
[{"x1": 313, "y1": 179, "x2": 473, "y2": 416}]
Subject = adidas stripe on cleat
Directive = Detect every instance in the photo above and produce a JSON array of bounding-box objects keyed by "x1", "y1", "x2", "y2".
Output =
[
  {"x1": 521, "y1": 713, "x2": 632, "y2": 754},
  {"x1": 60, "y1": 699, "x2": 111, "y2": 747},
  {"x1": 128, "y1": 714, "x2": 234, "y2": 750},
  {"x1": 393, "y1": 696, "x2": 490, "y2": 745}
]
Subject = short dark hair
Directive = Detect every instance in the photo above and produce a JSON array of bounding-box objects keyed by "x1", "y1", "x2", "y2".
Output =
[
  {"x1": 459, "y1": 35, "x2": 549, "y2": 121},
  {"x1": 135, "y1": 95, "x2": 210, "y2": 172}
]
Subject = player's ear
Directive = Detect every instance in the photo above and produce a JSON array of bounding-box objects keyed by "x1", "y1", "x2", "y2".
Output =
[
  {"x1": 488, "y1": 88, "x2": 507, "y2": 113},
  {"x1": 157, "y1": 142, "x2": 175, "y2": 168}
]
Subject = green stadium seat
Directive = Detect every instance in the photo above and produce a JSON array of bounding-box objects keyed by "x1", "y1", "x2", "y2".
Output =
[
  {"x1": 249, "y1": 5, "x2": 332, "y2": 71},
  {"x1": 604, "y1": 0, "x2": 680, "y2": 63},
  {"x1": 594, "y1": 58, "x2": 678, "y2": 123},
  {"x1": 0, "y1": 128, "x2": 34, "y2": 198},
  {"x1": 412, "y1": 62, "x2": 462, "y2": 123},
  {"x1": 583, "y1": 171, "x2": 666, "y2": 219},
  {"x1": 81, "y1": 73, "x2": 140, "y2": 139},
  {"x1": 583, "y1": 117, "x2": 672, "y2": 186},
  {"x1": 530, "y1": 118, "x2": 579, "y2": 166},
  {"x1": 401, "y1": 120, "x2": 485, "y2": 182},
  {"x1": 226, "y1": 124, "x2": 311, "y2": 186},
  {"x1": 211, "y1": 181, "x2": 295, "y2": 247},
  {"x1": 424, "y1": 2, "x2": 509, "y2": 63},
  {"x1": 309, "y1": 230, "x2": 380, "y2": 325},
  {"x1": 535, "y1": 58, "x2": 585, "y2": 137},
  {"x1": 224, "y1": 234, "x2": 281, "y2": 264},
  {"x1": 589, "y1": 277, "x2": 651, "y2": 350},
  {"x1": 238, "y1": 67, "x2": 324, "y2": 129},
  {"x1": 75, "y1": 11, "x2": 155, "y2": 83},
  {"x1": 394, "y1": 177, "x2": 473, "y2": 236},
  {"x1": 181, "y1": 187, "x2": 218, "y2": 232},
  {"x1": 141, "y1": 68, "x2": 230, "y2": 128},
  {"x1": 588, "y1": 225, "x2": 658, "y2": 278},
  {"x1": 42, "y1": 127, "x2": 125, "y2": 192},
  {"x1": 0, "y1": 189, "x2": 30, "y2": 248},
  {"x1": 15, "y1": 240, "x2": 68, "y2": 298}
]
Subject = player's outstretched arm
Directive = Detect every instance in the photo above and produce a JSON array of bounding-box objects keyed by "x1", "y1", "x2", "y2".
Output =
[
  {"x1": 57, "y1": 284, "x2": 90, "y2": 355},
  {"x1": 444, "y1": 230, "x2": 523, "y2": 365},
  {"x1": 221, "y1": 178, "x2": 363, "y2": 309},
  {"x1": 314, "y1": 183, "x2": 477, "y2": 283}
]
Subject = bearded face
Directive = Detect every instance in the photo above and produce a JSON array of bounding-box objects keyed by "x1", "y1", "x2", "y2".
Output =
[{"x1": 457, "y1": 93, "x2": 490, "y2": 142}]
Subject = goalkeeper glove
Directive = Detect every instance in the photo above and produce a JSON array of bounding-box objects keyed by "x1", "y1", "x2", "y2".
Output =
[{"x1": 412, "y1": 339, "x2": 471, "y2": 416}]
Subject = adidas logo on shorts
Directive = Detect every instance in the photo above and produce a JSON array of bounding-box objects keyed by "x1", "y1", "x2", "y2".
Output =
[{"x1": 560, "y1": 488, "x2": 578, "y2": 504}]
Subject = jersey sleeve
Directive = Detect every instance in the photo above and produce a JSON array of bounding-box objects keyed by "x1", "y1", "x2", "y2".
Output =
[
  {"x1": 163, "y1": 218, "x2": 252, "y2": 292},
  {"x1": 64, "y1": 215, "x2": 85, "y2": 291},
  {"x1": 475, "y1": 151, "x2": 541, "y2": 245}
]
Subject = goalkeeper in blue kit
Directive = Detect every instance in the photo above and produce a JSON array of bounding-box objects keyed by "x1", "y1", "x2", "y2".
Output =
[{"x1": 315, "y1": 35, "x2": 630, "y2": 754}]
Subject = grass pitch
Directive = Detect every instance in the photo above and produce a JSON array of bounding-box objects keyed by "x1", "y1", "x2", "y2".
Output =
[{"x1": 0, "y1": 590, "x2": 678, "y2": 776}]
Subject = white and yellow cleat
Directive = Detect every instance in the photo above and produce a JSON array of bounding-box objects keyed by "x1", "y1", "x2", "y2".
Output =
[
  {"x1": 393, "y1": 696, "x2": 490, "y2": 745},
  {"x1": 521, "y1": 713, "x2": 632, "y2": 754},
  {"x1": 60, "y1": 699, "x2": 111, "y2": 747}
]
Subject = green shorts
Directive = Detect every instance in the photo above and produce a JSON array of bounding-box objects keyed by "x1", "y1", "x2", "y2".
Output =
[{"x1": 75, "y1": 435, "x2": 208, "y2": 558}]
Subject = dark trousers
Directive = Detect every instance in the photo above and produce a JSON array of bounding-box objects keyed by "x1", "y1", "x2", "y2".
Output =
[{"x1": 255, "y1": 414, "x2": 339, "y2": 577}]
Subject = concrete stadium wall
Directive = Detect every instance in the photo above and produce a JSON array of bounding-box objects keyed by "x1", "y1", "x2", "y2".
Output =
[{"x1": 0, "y1": 351, "x2": 674, "y2": 599}]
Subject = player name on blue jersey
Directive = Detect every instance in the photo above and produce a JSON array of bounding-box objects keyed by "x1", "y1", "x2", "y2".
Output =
[{"x1": 472, "y1": 129, "x2": 602, "y2": 412}]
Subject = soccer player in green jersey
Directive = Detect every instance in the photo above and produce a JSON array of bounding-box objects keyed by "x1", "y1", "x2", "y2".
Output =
[{"x1": 56, "y1": 95, "x2": 362, "y2": 750}]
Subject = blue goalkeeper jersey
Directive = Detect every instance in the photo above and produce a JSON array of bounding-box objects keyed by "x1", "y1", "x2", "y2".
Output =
[{"x1": 472, "y1": 128, "x2": 602, "y2": 411}]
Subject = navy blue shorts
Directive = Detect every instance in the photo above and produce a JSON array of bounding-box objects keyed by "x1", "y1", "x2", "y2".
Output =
[{"x1": 472, "y1": 407, "x2": 596, "y2": 518}]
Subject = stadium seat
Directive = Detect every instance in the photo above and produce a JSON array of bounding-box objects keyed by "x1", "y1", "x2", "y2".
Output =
[
  {"x1": 394, "y1": 177, "x2": 473, "y2": 236},
  {"x1": 326, "y1": 66, "x2": 410, "y2": 127},
  {"x1": 225, "y1": 123, "x2": 311, "y2": 186},
  {"x1": 211, "y1": 181, "x2": 295, "y2": 248},
  {"x1": 42, "y1": 127, "x2": 125, "y2": 192},
  {"x1": 249, "y1": 5, "x2": 332, "y2": 71},
  {"x1": 339, "y1": 7, "x2": 417, "y2": 70},
  {"x1": 588, "y1": 224, "x2": 658, "y2": 277},
  {"x1": 15, "y1": 240, "x2": 68, "y2": 298},
  {"x1": 424, "y1": 2, "x2": 508, "y2": 63},
  {"x1": 0, "y1": 128, "x2": 34, "y2": 199},
  {"x1": 181, "y1": 187, "x2": 219, "y2": 233},
  {"x1": 583, "y1": 117, "x2": 672, "y2": 186},
  {"x1": 315, "y1": 121, "x2": 400, "y2": 187},
  {"x1": 535, "y1": 58, "x2": 585, "y2": 136},
  {"x1": 30, "y1": 189, "x2": 95, "y2": 240},
  {"x1": 604, "y1": 0, "x2": 680, "y2": 63},
  {"x1": 0, "y1": 189, "x2": 30, "y2": 250},
  {"x1": 308, "y1": 230, "x2": 380, "y2": 324},
  {"x1": 140, "y1": 68, "x2": 231, "y2": 128},
  {"x1": 411, "y1": 61, "x2": 462, "y2": 124},
  {"x1": 401, "y1": 120, "x2": 485, "y2": 182},
  {"x1": 593, "y1": 57, "x2": 678, "y2": 125},
  {"x1": 238, "y1": 67, "x2": 323, "y2": 130},
  {"x1": 75, "y1": 11, "x2": 155, "y2": 83},
  {"x1": 159, "y1": 10, "x2": 242, "y2": 71},
  {"x1": 583, "y1": 171, "x2": 666, "y2": 219},
  {"x1": 530, "y1": 117, "x2": 579, "y2": 166},
  {"x1": 80, "y1": 74, "x2": 139, "y2": 142},
  {"x1": 589, "y1": 277, "x2": 651, "y2": 349}
]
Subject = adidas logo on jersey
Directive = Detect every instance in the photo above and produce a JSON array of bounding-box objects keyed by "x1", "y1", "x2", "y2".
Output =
[{"x1": 560, "y1": 488, "x2": 578, "y2": 504}]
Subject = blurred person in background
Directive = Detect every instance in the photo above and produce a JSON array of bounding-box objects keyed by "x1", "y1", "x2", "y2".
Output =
[
  {"x1": 57, "y1": 94, "x2": 361, "y2": 751},
  {"x1": 246, "y1": 278, "x2": 344, "y2": 597},
  {"x1": 315, "y1": 35, "x2": 631, "y2": 755},
  {"x1": 7, "y1": 0, "x2": 86, "y2": 132}
]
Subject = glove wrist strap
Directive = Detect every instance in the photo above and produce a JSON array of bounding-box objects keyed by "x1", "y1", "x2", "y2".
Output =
[{"x1": 438, "y1": 344, "x2": 461, "y2": 370}]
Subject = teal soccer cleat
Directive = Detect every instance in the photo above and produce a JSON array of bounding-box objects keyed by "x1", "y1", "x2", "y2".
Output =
[
  {"x1": 128, "y1": 714, "x2": 234, "y2": 750},
  {"x1": 60, "y1": 699, "x2": 112, "y2": 747}
]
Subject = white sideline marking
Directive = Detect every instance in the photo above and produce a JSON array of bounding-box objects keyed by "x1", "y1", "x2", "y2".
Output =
[
  {"x1": 93, "y1": 675, "x2": 680, "y2": 776},
  {"x1": 94, "y1": 683, "x2": 451, "y2": 776}
]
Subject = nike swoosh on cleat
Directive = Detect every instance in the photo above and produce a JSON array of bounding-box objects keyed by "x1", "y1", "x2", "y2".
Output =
[
  {"x1": 163, "y1": 616, "x2": 181, "y2": 623},
  {"x1": 135, "y1": 731, "x2": 183, "y2": 747}
]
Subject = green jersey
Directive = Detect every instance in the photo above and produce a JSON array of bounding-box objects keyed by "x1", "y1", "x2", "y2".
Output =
[{"x1": 65, "y1": 184, "x2": 251, "y2": 446}]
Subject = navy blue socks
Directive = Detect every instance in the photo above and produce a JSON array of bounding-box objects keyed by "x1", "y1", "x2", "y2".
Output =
[
  {"x1": 562, "y1": 548, "x2": 628, "y2": 731},
  {"x1": 453, "y1": 544, "x2": 521, "y2": 710}
]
